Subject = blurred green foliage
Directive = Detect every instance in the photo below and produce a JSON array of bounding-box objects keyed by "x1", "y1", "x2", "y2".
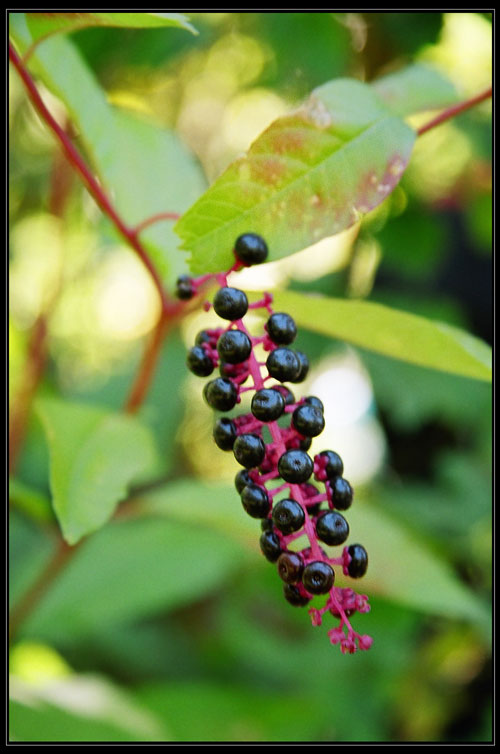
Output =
[{"x1": 9, "y1": 12, "x2": 491, "y2": 743}]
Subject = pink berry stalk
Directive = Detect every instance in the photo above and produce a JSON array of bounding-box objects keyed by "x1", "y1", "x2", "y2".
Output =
[{"x1": 180, "y1": 234, "x2": 372, "y2": 654}]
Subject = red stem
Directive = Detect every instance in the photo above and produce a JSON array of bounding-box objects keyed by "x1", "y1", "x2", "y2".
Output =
[
  {"x1": 417, "y1": 86, "x2": 492, "y2": 136},
  {"x1": 133, "y1": 211, "x2": 181, "y2": 235},
  {"x1": 9, "y1": 42, "x2": 174, "y2": 317}
]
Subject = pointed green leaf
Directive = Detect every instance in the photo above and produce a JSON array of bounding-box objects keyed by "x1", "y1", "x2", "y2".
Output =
[
  {"x1": 372, "y1": 63, "x2": 459, "y2": 117},
  {"x1": 175, "y1": 79, "x2": 416, "y2": 273},
  {"x1": 265, "y1": 289, "x2": 492, "y2": 381},
  {"x1": 36, "y1": 398, "x2": 158, "y2": 544},
  {"x1": 17, "y1": 11, "x2": 196, "y2": 47},
  {"x1": 9, "y1": 16, "x2": 206, "y2": 283},
  {"x1": 21, "y1": 517, "x2": 244, "y2": 641}
]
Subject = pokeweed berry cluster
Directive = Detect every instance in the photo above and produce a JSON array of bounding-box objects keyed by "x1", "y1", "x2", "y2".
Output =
[{"x1": 177, "y1": 233, "x2": 372, "y2": 654}]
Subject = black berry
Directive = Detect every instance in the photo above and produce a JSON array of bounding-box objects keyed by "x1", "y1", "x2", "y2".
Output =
[
  {"x1": 277, "y1": 552, "x2": 304, "y2": 583},
  {"x1": 175, "y1": 274, "x2": 194, "y2": 300},
  {"x1": 304, "y1": 396, "x2": 324, "y2": 412},
  {"x1": 347, "y1": 544, "x2": 368, "y2": 578},
  {"x1": 241, "y1": 484, "x2": 270, "y2": 518},
  {"x1": 299, "y1": 437, "x2": 312, "y2": 451},
  {"x1": 317, "y1": 450, "x2": 344, "y2": 479},
  {"x1": 274, "y1": 385, "x2": 295, "y2": 405},
  {"x1": 234, "y1": 233, "x2": 268, "y2": 265},
  {"x1": 259, "y1": 530, "x2": 282, "y2": 562},
  {"x1": 315, "y1": 510, "x2": 350, "y2": 546},
  {"x1": 278, "y1": 450, "x2": 313, "y2": 483},
  {"x1": 272, "y1": 498, "x2": 305, "y2": 534},
  {"x1": 302, "y1": 561, "x2": 335, "y2": 594},
  {"x1": 213, "y1": 418, "x2": 237, "y2": 450},
  {"x1": 203, "y1": 378, "x2": 237, "y2": 411},
  {"x1": 213, "y1": 287, "x2": 248, "y2": 320},
  {"x1": 195, "y1": 329, "x2": 213, "y2": 346},
  {"x1": 186, "y1": 345, "x2": 214, "y2": 377},
  {"x1": 329, "y1": 477, "x2": 353, "y2": 511},
  {"x1": 266, "y1": 348, "x2": 301, "y2": 382},
  {"x1": 233, "y1": 433, "x2": 266, "y2": 468},
  {"x1": 283, "y1": 583, "x2": 311, "y2": 607},
  {"x1": 266, "y1": 312, "x2": 297, "y2": 345},
  {"x1": 235, "y1": 469, "x2": 252, "y2": 494},
  {"x1": 261, "y1": 517, "x2": 274, "y2": 532},
  {"x1": 290, "y1": 351, "x2": 309, "y2": 383},
  {"x1": 217, "y1": 330, "x2": 252, "y2": 364},
  {"x1": 251, "y1": 388, "x2": 285, "y2": 422},
  {"x1": 292, "y1": 404, "x2": 325, "y2": 437}
]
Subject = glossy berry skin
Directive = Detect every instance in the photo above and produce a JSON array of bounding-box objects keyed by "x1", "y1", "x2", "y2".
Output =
[
  {"x1": 195, "y1": 330, "x2": 212, "y2": 346},
  {"x1": 234, "y1": 233, "x2": 268, "y2": 265},
  {"x1": 261, "y1": 517, "x2": 274, "y2": 532},
  {"x1": 318, "y1": 450, "x2": 344, "y2": 479},
  {"x1": 213, "y1": 418, "x2": 237, "y2": 451},
  {"x1": 272, "y1": 498, "x2": 305, "y2": 534},
  {"x1": 235, "y1": 469, "x2": 252, "y2": 494},
  {"x1": 203, "y1": 378, "x2": 238, "y2": 411},
  {"x1": 299, "y1": 437, "x2": 312, "y2": 451},
  {"x1": 292, "y1": 404, "x2": 325, "y2": 437},
  {"x1": 315, "y1": 510, "x2": 350, "y2": 546},
  {"x1": 233, "y1": 433, "x2": 266, "y2": 468},
  {"x1": 329, "y1": 477, "x2": 354, "y2": 511},
  {"x1": 186, "y1": 345, "x2": 214, "y2": 377},
  {"x1": 302, "y1": 561, "x2": 335, "y2": 594},
  {"x1": 251, "y1": 388, "x2": 285, "y2": 422},
  {"x1": 217, "y1": 330, "x2": 252, "y2": 364},
  {"x1": 278, "y1": 449, "x2": 313, "y2": 484},
  {"x1": 213, "y1": 287, "x2": 248, "y2": 320},
  {"x1": 277, "y1": 552, "x2": 304, "y2": 583},
  {"x1": 305, "y1": 396, "x2": 324, "y2": 412},
  {"x1": 175, "y1": 274, "x2": 194, "y2": 300},
  {"x1": 274, "y1": 385, "x2": 295, "y2": 405},
  {"x1": 347, "y1": 544, "x2": 368, "y2": 578},
  {"x1": 283, "y1": 583, "x2": 311, "y2": 607},
  {"x1": 291, "y1": 351, "x2": 309, "y2": 383},
  {"x1": 266, "y1": 348, "x2": 300, "y2": 382},
  {"x1": 266, "y1": 312, "x2": 297, "y2": 345},
  {"x1": 260, "y1": 530, "x2": 282, "y2": 562},
  {"x1": 241, "y1": 484, "x2": 270, "y2": 518}
]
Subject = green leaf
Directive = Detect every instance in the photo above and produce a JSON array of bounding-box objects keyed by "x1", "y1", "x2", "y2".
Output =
[
  {"x1": 18, "y1": 11, "x2": 196, "y2": 47},
  {"x1": 264, "y1": 289, "x2": 492, "y2": 381},
  {"x1": 346, "y1": 502, "x2": 491, "y2": 639},
  {"x1": 9, "y1": 511, "x2": 55, "y2": 610},
  {"x1": 136, "y1": 681, "x2": 325, "y2": 742},
  {"x1": 372, "y1": 63, "x2": 459, "y2": 117},
  {"x1": 21, "y1": 517, "x2": 244, "y2": 642},
  {"x1": 175, "y1": 79, "x2": 416, "y2": 273},
  {"x1": 9, "y1": 16, "x2": 206, "y2": 284},
  {"x1": 10, "y1": 675, "x2": 168, "y2": 742},
  {"x1": 36, "y1": 397, "x2": 158, "y2": 544}
]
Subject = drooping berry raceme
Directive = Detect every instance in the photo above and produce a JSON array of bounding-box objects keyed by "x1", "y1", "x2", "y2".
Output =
[{"x1": 177, "y1": 232, "x2": 372, "y2": 654}]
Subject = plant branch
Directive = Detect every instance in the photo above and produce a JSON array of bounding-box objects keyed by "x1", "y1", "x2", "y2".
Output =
[
  {"x1": 9, "y1": 538, "x2": 81, "y2": 642},
  {"x1": 9, "y1": 41, "x2": 175, "y2": 317},
  {"x1": 133, "y1": 211, "x2": 181, "y2": 235},
  {"x1": 417, "y1": 86, "x2": 492, "y2": 136}
]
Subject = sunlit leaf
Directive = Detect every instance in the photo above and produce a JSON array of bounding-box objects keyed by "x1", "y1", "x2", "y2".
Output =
[
  {"x1": 263, "y1": 289, "x2": 492, "y2": 381},
  {"x1": 36, "y1": 397, "x2": 158, "y2": 544},
  {"x1": 175, "y1": 79, "x2": 415, "y2": 273},
  {"x1": 9, "y1": 15, "x2": 206, "y2": 284},
  {"x1": 372, "y1": 63, "x2": 459, "y2": 117},
  {"x1": 10, "y1": 675, "x2": 168, "y2": 742},
  {"x1": 18, "y1": 11, "x2": 196, "y2": 50}
]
